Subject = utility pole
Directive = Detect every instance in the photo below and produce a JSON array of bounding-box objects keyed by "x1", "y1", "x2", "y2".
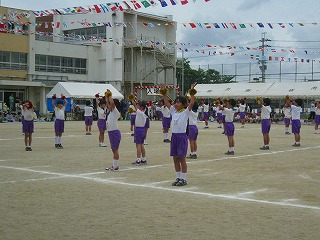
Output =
[
  {"x1": 181, "y1": 49, "x2": 184, "y2": 94},
  {"x1": 259, "y1": 32, "x2": 271, "y2": 82}
]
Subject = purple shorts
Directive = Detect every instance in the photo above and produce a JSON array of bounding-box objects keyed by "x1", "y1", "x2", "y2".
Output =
[
  {"x1": 162, "y1": 116, "x2": 171, "y2": 129},
  {"x1": 239, "y1": 112, "x2": 246, "y2": 120},
  {"x1": 261, "y1": 119, "x2": 271, "y2": 134},
  {"x1": 23, "y1": 120, "x2": 34, "y2": 133},
  {"x1": 217, "y1": 112, "x2": 223, "y2": 121},
  {"x1": 188, "y1": 125, "x2": 198, "y2": 141},
  {"x1": 156, "y1": 111, "x2": 162, "y2": 119},
  {"x1": 130, "y1": 114, "x2": 136, "y2": 126},
  {"x1": 203, "y1": 112, "x2": 209, "y2": 121},
  {"x1": 315, "y1": 115, "x2": 320, "y2": 125},
  {"x1": 292, "y1": 119, "x2": 301, "y2": 134},
  {"x1": 225, "y1": 122, "x2": 235, "y2": 136},
  {"x1": 97, "y1": 119, "x2": 106, "y2": 131},
  {"x1": 54, "y1": 119, "x2": 65, "y2": 133},
  {"x1": 145, "y1": 118, "x2": 150, "y2": 129},
  {"x1": 284, "y1": 117, "x2": 291, "y2": 126},
  {"x1": 108, "y1": 130, "x2": 121, "y2": 150},
  {"x1": 170, "y1": 133, "x2": 188, "y2": 158},
  {"x1": 84, "y1": 116, "x2": 93, "y2": 126},
  {"x1": 134, "y1": 127, "x2": 146, "y2": 144}
]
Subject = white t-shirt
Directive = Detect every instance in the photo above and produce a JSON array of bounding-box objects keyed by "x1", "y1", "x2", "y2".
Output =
[
  {"x1": 97, "y1": 107, "x2": 106, "y2": 120},
  {"x1": 283, "y1": 107, "x2": 291, "y2": 118},
  {"x1": 315, "y1": 107, "x2": 320, "y2": 115},
  {"x1": 161, "y1": 106, "x2": 171, "y2": 118},
  {"x1": 135, "y1": 109, "x2": 147, "y2": 127},
  {"x1": 239, "y1": 104, "x2": 246, "y2": 113},
  {"x1": 107, "y1": 107, "x2": 120, "y2": 131},
  {"x1": 291, "y1": 105, "x2": 302, "y2": 120},
  {"x1": 223, "y1": 108, "x2": 234, "y2": 122},
  {"x1": 55, "y1": 106, "x2": 65, "y2": 120},
  {"x1": 310, "y1": 103, "x2": 316, "y2": 112},
  {"x1": 203, "y1": 104, "x2": 209, "y2": 113},
  {"x1": 128, "y1": 105, "x2": 136, "y2": 115},
  {"x1": 84, "y1": 106, "x2": 93, "y2": 117},
  {"x1": 261, "y1": 105, "x2": 271, "y2": 120},
  {"x1": 170, "y1": 106, "x2": 190, "y2": 133},
  {"x1": 22, "y1": 107, "x2": 34, "y2": 121},
  {"x1": 188, "y1": 111, "x2": 198, "y2": 126}
]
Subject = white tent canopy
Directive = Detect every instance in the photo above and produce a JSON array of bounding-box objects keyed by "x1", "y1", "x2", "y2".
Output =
[
  {"x1": 46, "y1": 82, "x2": 124, "y2": 99},
  {"x1": 195, "y1": 82, "x2": 320, "y2": 100}
]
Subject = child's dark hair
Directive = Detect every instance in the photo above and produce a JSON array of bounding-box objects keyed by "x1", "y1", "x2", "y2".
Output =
[
  {"x1": 85, "y1": 100, "x2": 91, "y2": 106},
  {"x1": 263, "y1": 98, "x2": 271, "y2": 106},
  {"x1": 174, "y1": 96, "x2": 187, "y2": 107},
  {"x1": 228, "y1": 99, "x2": 237, "y2": 107},
  {"x1": 240, "y1": 99, "x2": 245, "y2": 105},
  {"x1": 295, "y1": 98, "x2": 303, "y2": 107},
  {"x1": 204, "y1": 100, "x2": 208, "y2": 105},
  {"x1": 99, "y1": 98, "x2": 106, "y2": 106},
  {"x1": 138, "y1": 100, "x2": 146, "y2": 110},
  {"x1": 192, "y1": 101, "x2": 199, "y2": 112},
  {"x1": 114, "y1": 99, "x2": 121, "y2": 110},
  {"x1": 57, "y1": 100, "x2": 63, "y2": 105}
]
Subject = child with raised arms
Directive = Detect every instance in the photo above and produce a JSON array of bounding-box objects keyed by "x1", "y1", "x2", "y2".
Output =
[
  {"x1": 128, "y1": 103, "x2": 136, "y2": 136},
  {"x1": 238, "y1": 99, "x2": 246, "y2": 128},
  {"x1": 289, "y1": 99, "x2": 303, "y2": 146},
  {"x1": 21, "y1": 100, "x2": 35, "y2": 151},
  {"x1": 104, "y1": 90, "x2": 122, "y2": 171},
  {"x1": 129, "y1": 95, "x2": 148, "y2": 165},
  {"x1": 160, "y1": 83, "x2": 196, "y2": 187},
  {"x1": 282, "y1": 95, "x2": 292, "y2": 135},
  {"x1": 95, "y1": 94, "x2": 107, "y2": 147},
  {"x1": 161, "y1": 99, "x2": 171, "y2": 142},
  {"x1": 221, "y1": 99, "x2": 237, "y2": 155},
  {"x1": 258, "y1": 97, "x2": 272, "y2": 150},
  {"x1": 52, "y1": 94, "x2": 68, "y2": 149}
]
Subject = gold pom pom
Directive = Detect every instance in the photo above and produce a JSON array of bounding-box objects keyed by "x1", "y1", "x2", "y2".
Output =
[
  {"x1": 104, "y1": 90, "x2": 112, "y2": 97},
  {"x1": 159, "y1": 88, "x2": 169, "y2": 96},
  {"x1": 128, "y1": 94, "x2": 135, "y2": 101},
  {"x1": 185, "y1": 95, "x2": 190, "y2": 101},
  {"x1": 285, "y1": 95, "x2": 290, "y2": 101},
  {"x1": 128, "y1": 108, "x2": 134, "y2": 114},
  {"x1": 256, "y1": 97, "x2": 262, "y2": 102},
  {"x1": 214, "y1": 100, "x2": 220, "y2": 105},
  {"x1": 222, "y1": 98, "x2": 228, "y2": 103},
  {"x1": 188, "y1": 88, "x2": 197, "y2": 96}
]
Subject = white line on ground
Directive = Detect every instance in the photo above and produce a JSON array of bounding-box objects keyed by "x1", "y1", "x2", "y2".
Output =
[{"x1": 0, "y1": 165, "x2": 319, "y2": 211}]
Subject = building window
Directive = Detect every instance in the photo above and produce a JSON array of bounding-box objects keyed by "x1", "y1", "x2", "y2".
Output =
[
  {"x1": 35, "y1": 54, "x2": 87, "y2": 74},
  {"x1": 64, "y1": 26, "x2": 107, "y2": 42},
  {"x1": 0, "y1": 51, "x2": 27, "y2": 70}
]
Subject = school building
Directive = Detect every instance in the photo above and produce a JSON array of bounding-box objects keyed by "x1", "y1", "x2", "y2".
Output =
[{"x1": 0, "y1": 6, "x2": 177, "y2": 115}]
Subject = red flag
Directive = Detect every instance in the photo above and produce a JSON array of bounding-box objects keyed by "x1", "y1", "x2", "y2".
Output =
[
  {"x1": 93, "y1": 5, "x2": 102, "y2": 13},
  {"x1": 180, "y1": 0, "x2": 188, "y2": 5},
  {"x1": 230, "y1": 23, "x2": 237, "y2": 29},
  {"x1": 189, "y1": 23, "x2": 197, "y2": 28}
]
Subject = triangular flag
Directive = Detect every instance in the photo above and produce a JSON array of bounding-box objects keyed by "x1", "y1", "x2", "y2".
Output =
[
  {"x1": 189, "y1": 23, "x2": 197, "y2": 28},
  {"x1": 239, "y1": 24, "x2": 246, "y2": 28},
  {"x1": 180, "y1": 0, "x2": 188, "y2": 5},
  {"x1": 204, "y1": 23, "x2": 211, "y2": 29},
  {"x1": 159, "y1": 0, "x2": 168, "y2": 7},
  {"x1": 141, "y1": 0, "x2": 151, "y2": 7}
]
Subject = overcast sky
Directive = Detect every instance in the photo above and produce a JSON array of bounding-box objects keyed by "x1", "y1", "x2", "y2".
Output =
[{"x1": 2, "y1": 0, "x2": 320, "y2": 81}]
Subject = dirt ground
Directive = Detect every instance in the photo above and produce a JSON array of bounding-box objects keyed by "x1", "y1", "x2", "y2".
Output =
[{"x1": 0, "y1": 119, "x2": 319, "y2": 240}]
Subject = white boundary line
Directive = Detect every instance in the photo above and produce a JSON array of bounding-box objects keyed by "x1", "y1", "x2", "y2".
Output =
[{"x1": 1, "y1": 165, "x2": 319, "y2": 211}]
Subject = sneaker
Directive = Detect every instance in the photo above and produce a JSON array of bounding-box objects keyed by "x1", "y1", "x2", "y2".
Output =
[
  {"x1": 172, "y1": 178, "x2": 180, "y2": 186},
  {"x1": 285, "y1": 132, "x2": 291, "y2": 135},
  {"x1": 163, "y1": 139, "x2": 171, "y2": 143},
  {"x1": 55, "y1": 144, "x2": 59, "y2": 149},
  {"x1": 260, "y1": 146, "x2": 270, "y2": 150},
  {"x1": 85, "y1": 132, "x2": 90, "y2": 135},
  {"x1": 140, "y1": 159, "x2": 147, "y2": 165},
  {"x1": 132, "y1": 160, "x2": 141, "y2": 165},
  {"x1": 176, "y1": 179, "x2": 187, "y2": 186},
  {"x1": 204, "y1": 126, "x2": 209, "y2": 129},
  {"x1": 28, "y1": 147, "x2": 32, "y2": 151},
  {"x1": 217, "y1": 126, "x2": 222, "y2": 128},
  {"x1": 144, "y1": 142, "x2": 148, "y2": 145},
  {"x1": 106, "y1": 166, "x2": 119, "y2": 171},
  {"x1": 58, "y1": 144, "x2": 64, "y2": 149},
  {"x1": 241, "y1": 125, "x2": 245, "y2": 128},
  {"x1": 191, "y1": 154, "x2": 198, "y2": 159},
  {"x1": 25, "y1": 147, "x2": 32, "y2": 151},
  {"x1": 292, "y1": 143, "x2": 301, "y2": 147},
  {"x1": 222, "y1": 131, "x2": 225, "y2": 134},
  {"x1": 225, "y1": 151, "x2": 234, "y2": 155},
  {"x1": 131, "y1": 133, "x2": 134, "y2": 136},
  {"x1": 100, "y1": 143, "x2": 107, "y2": 147}
]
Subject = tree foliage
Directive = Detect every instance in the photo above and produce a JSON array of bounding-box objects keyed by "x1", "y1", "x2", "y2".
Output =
[{"x1": 176, "y1": 58, "x2": 235, "y2": 92}]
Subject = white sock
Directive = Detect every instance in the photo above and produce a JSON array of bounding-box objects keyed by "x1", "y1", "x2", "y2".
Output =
[
  {"x1": 164, "y1": 133, "x2": 168, "y2": 139},
  {"x1": 180, "y1": 172, "x2": 187, "y2": 180},
  {"x1": 55, "y1": 136, "x2": 59, "y2": 144},
  {"x1": 231, "y1": 147, "x2": 235, "y2": 152},
  {"x1": 58, "y1": 136, "x2": 62, "y2": 144},
  {"x1": 285, "y1": 127, "x2": 288, "y2": 132},
  {"x1": 176, "y1": 171, "x2": 181, "y2": 179},
  {"x1": 296, "y1": 142, "x2": 300, "y2": 144},
  {"x1": 113, "y1": 159, "x2": 119, "y2": 168}
]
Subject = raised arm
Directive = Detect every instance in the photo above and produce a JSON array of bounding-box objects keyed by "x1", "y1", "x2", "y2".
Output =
[
  {"x1": 187, "y1": 83, "x2": 197, "y2": 111},
  {"x1": 51, "y1": 94, "x2": 56, "y2": 108},
  {"x1": 105, "y1": 90, "x2": 115, "y2": 111},
  {"x1": 61, "y1": 94, "x2": 68, "y2": 108}
]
